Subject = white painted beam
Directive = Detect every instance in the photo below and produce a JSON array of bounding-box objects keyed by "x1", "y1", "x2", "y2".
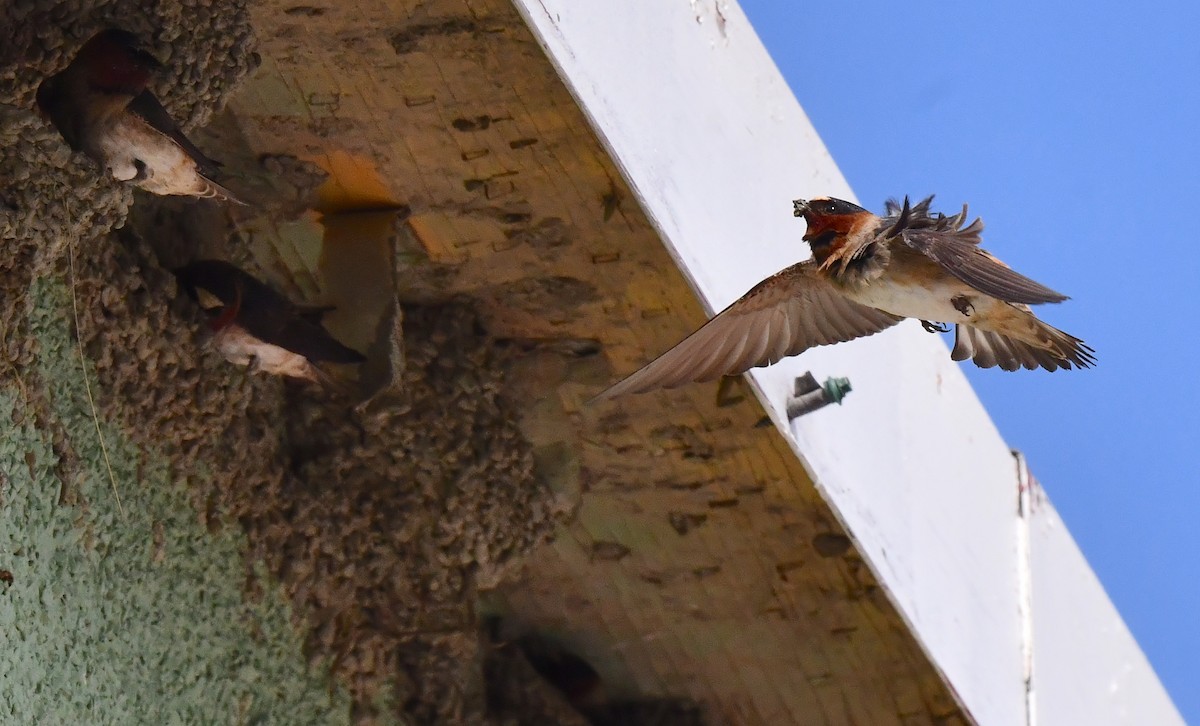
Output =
[
  {"x1": 1018, "y1": 455, "x2": 1180, "y2": 725},
  {"x1": 509, "y1": 0, "x2": 1181, "y2": 723}
]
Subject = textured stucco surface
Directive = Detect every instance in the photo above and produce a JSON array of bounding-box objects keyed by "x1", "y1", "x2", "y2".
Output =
[{"x1": 0, "y1": 280, "x2": 356, "y2": 724}]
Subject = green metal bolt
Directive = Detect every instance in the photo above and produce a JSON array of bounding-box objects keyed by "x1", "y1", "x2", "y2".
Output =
[
  {"x1": 822, "y1": 376, "x2": 852, "y2": 405},
  {"x1": 787, "y1": 373, "x2": 853, "y2": 420}
]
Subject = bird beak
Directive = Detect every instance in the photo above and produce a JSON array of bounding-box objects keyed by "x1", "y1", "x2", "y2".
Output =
[
  {"x1": 792, "y1": 199, "x2": 809, "y2": 218},
  {"x1": 195, "y1": 287, "x2": 223, "y2": 310}
]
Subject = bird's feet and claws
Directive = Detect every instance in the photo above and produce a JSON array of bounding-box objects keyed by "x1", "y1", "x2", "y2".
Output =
[
  {"x1": 921, "y1": 320, "x2": 950, "y2": 334},
  {"x1": 951, "y1": 294, "x2": 975, "y2": 317}
]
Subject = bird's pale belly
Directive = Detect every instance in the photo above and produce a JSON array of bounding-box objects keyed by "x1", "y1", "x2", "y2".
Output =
[
  {"x1": 213, "y1": 325, "x2": 317, "y2": 381},
  {"x1": 844, "y1": 279, "x2": 980, "y2": 324}
]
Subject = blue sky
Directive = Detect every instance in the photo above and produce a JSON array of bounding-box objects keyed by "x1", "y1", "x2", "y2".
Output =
[{"x1": 741, "y1": 0, "x2": 1199, "y2": 720}]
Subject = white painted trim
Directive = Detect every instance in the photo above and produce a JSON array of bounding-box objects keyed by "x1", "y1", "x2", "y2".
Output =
[
  {"x1": 509, "y1": 1, "x2": 1182, "y2": 724},
  {"x1": 1022, "y1": 462, "x2": 1181, "y2": 725},
  {"x1": 1016, "y1": 451, "x2": 1039, "y2": 726}
]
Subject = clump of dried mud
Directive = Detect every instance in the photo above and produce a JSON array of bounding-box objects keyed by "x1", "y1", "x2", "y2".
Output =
[
  {"x1": 0, "y1": 3, "x2": 572, "y2": 723},
  {"x1": 42, "y1": 222, "x2": 566, "y2": 720},
  {"x1": 0, "y1": 0, "x2": 256, "y2": 269},
  {"x1": 0, "y1": 2, "x2": 266, "y2": 504}
]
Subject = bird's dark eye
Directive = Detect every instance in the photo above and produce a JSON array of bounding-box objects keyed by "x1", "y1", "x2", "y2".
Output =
[{"x1": 818, "y1": 201, "x2": 838, "y2": 214}]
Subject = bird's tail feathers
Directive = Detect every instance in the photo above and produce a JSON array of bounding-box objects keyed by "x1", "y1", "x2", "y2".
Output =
[
  {"x1": 303, "y1": 362, "x2": 360, "y2": 398},
  {"x1": 199, "y1": 175, "x2": 249, "y2": 206},
  {"x1": 952, "y1": 315, "x2": 1095, "y2": 372}
]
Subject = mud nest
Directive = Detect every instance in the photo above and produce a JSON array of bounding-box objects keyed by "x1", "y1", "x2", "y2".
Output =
[
  {"x1": 0, "y1": 0, "x2": 256, "y2": 271},
  {"x1": 0, "y1": 3, "x2": 572, "y2": 722},
  {"x1": 23, "y1": 222, "x2": 561, "y2": 720}
]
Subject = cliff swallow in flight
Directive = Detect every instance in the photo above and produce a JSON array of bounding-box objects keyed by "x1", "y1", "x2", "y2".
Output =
[
  {"x1": 36, "y1": 29, "x2": 243, "y2": 202},
  {"x1": 595, "y1": 195, "x2": 1094, "y2": 400},
  {"x1": 175, "y1": 260, "x2": 365, "y2": 388}
]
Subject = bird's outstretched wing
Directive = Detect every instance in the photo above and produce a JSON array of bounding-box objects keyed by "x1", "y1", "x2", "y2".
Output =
[
  {"x1": 592, "y1": 261, "x2": 902, "y2": 401},
  {"x1": 904, "y1": 232, "x2": 1067, "y2": 305},
  {"x1": 887, "y1": 196, "x2": 1067, "y2": 305}
]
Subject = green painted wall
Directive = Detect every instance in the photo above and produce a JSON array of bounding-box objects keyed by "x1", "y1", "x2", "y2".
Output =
[{"x1": 0, "y1": 279, "x2": 366, "y2": 725}]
